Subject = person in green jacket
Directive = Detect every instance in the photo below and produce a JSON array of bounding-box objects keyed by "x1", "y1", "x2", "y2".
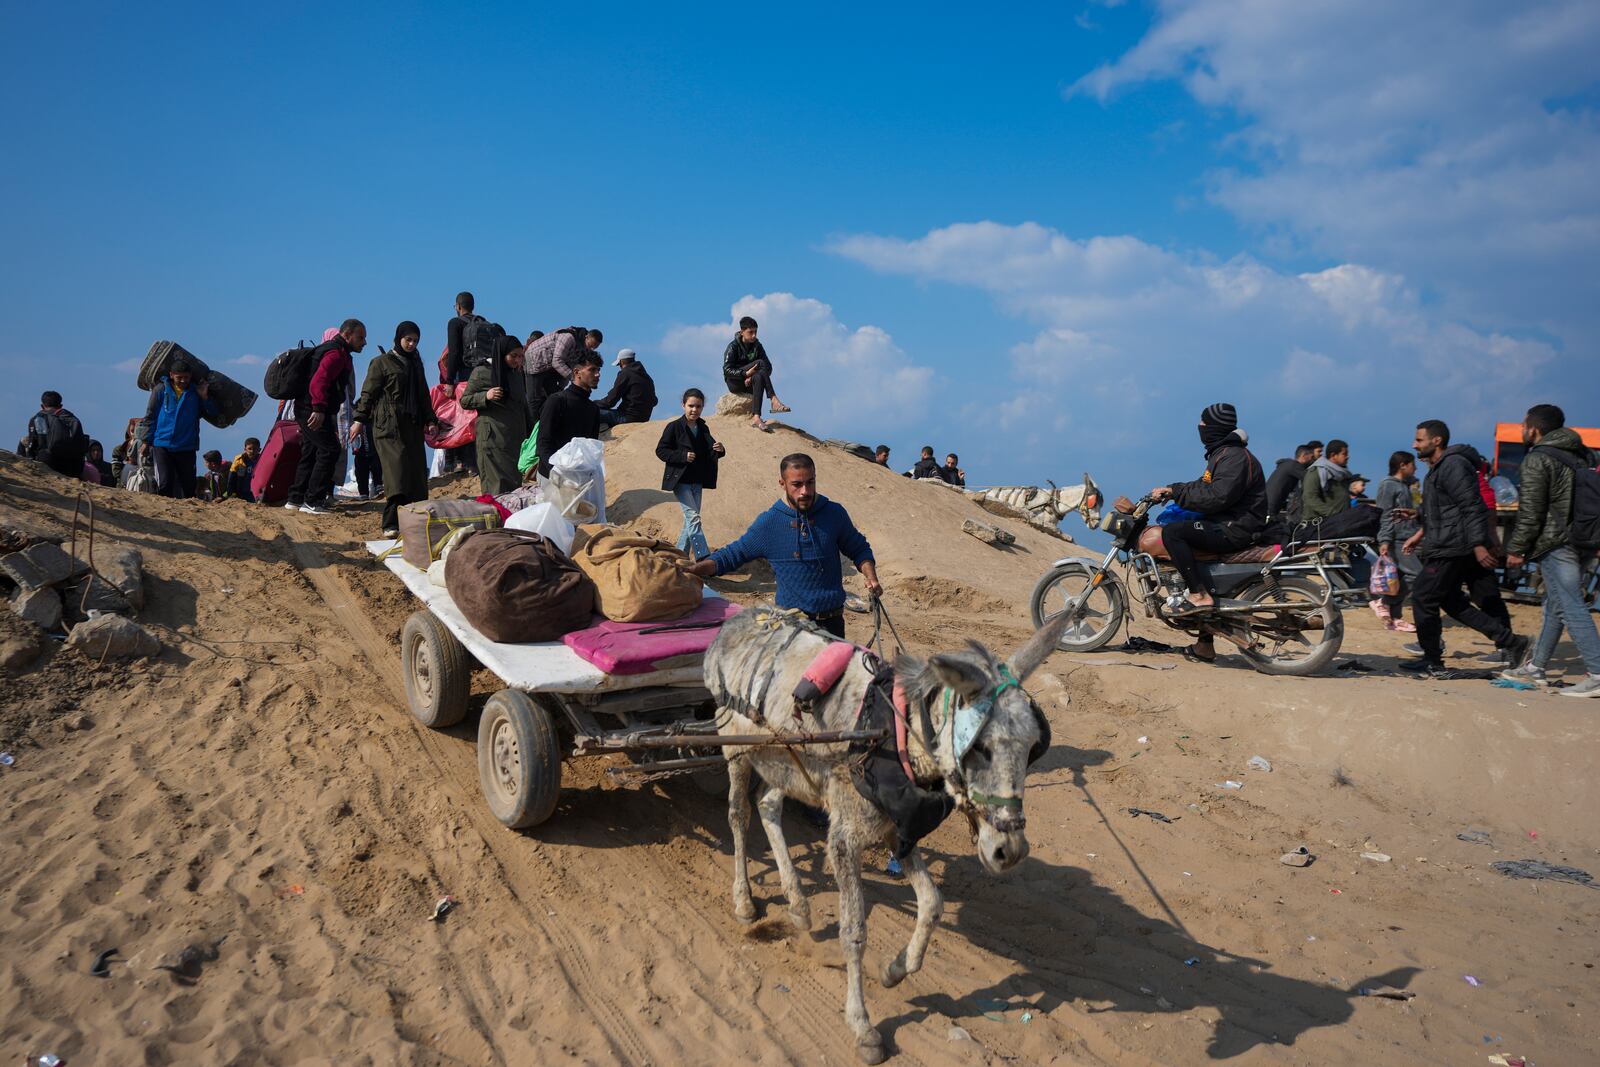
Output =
[
  {"x1": 352, "y1": 321, "x2": 437, "y2": 536},
  {"x1": 1501, "y1": 404, "x2": 1600, "y2": 695},
  {"x1": 459, "y1": 336, "x2": 531, "y2": 495},
  {"x1": 1300, "y1": 439, "x2": 1362, "y2": 522}
]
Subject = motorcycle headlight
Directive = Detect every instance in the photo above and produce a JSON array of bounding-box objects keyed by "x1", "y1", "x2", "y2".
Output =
[{"x1": 1099, "y1": 511, "x2": 1134, "y2": 538}]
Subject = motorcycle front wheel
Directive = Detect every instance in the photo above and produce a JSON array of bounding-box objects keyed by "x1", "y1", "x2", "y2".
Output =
[
  {"x1": 1029, "y1": 562, "x2": 1127, "y2": 653},
  {"x1": 1232, "y1": 576, "x2": 1343, "y2": 677}
]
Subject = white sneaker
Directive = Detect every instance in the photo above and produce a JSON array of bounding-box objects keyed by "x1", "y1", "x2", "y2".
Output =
[
  {"x1": 1498, "y1": 663, "x2": 1548, "y2": 688},
  {"x1": 381, "y1": 527, "x2": 399, "y2": 538},
  {"x1": 283, "y1": 501, "x2": 299, "y2": 510},
  {"x1": 1559, "y1": 674, "x2": 1600, "y2": 698},
  {"x1": 299, "y1": 503, "x2": 329, "y2": 516}
]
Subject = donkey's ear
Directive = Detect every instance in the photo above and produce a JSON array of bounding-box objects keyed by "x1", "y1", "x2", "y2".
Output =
[
  {"x1": 1007, "y1": 609, "x2": 1073, "y2": 681},
  {"x1": 928, "y1": 654, "x2": 989, "y2": 702}
]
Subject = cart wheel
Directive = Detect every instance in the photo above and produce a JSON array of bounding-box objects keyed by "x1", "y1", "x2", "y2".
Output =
[
  {"x1": 402, "y1": 611, "x2": 471, "y2": 729},
  {"x1": 478, "y1": 689, "x2": 562, "y2": 829}
]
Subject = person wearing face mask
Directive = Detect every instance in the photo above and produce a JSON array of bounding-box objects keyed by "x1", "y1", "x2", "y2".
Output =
[
  {"x1": 1149, "y1": 402, "x2": 1269, "y2": 615},
  {"x1": 352, "y1": 321, "x2": 437, "y2": 536}
]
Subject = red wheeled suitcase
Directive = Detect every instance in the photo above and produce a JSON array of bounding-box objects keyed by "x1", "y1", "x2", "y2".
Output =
[{"x1": 252, "y1": 402, "x2": 302, "y2": 503}]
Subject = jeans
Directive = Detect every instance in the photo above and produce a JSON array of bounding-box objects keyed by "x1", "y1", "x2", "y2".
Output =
[
  {"x1": 1532, "y1": 546, "x2": 1600, "y2": 674},
  {"x1": 1382, "y1": 545, "x2": 1422, "y2": 616},
  {"x1": 598, "y1": 409, "x2": 643, "y2": 430},
  {"x1": 1411, "y1": 555, "x2": 1515, "y2": 662},
  {"x1": 673, "y1": 483, "x2": 710, "y2": 560},
  {"x1": 152, "y1": 447, "x2": 197, "y2": 499}
]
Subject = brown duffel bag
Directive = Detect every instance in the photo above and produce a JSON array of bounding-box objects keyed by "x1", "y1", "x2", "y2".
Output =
[
  {"x1": 570, "y1": 525, "x2": 703, "y2": 623},
  {"x1": 446, "y1": 529, "x2": 596, "y2": 643},
  {"x1": 396, "y1": 499, "x2": 501, "y2": 570}
]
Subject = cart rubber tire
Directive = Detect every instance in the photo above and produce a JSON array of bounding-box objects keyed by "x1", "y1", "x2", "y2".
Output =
[
  {"x1": 478, "y1": 689, "x2": 562, "y2": 829},
  {"x1": 402, "y1": 610, "x2": 471, "y2": 729}
]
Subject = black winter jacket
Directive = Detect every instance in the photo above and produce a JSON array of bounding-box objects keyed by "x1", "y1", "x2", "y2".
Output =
[
  {"x1": 908, "y1": 457, "x2": 941, "y2": 480},
  {"x1": 722, "y1": 337, "x2": 768, "y2": 377},
  {"x1": 656, "y1": 416, "x2": 721, "y2": 490},
  {"x1": 1265, "y1": 457, "x2": 1307, "y2": 520},
  {"x1": 1169, "y1": 434, "x2": 1268, "y2": 533},
  {"x1": 597, "y1": 361, "x2": 659, "y2": 422},
  {"x1": 1418, "y1": 444, "x2": 1491, "y2": 560},
  {"x1": 535, "y1": 384, "x2": 601, "y2": 479}
]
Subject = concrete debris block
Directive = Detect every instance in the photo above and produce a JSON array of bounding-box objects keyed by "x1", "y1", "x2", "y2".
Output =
[
  {"x1": 714, "y1": 392, "x2": 756, "y2": 417},
  {"x1": 10, "y1": 587, "x2": 63, "y2": 630},
  {"x1": 962, "y1": 518, "x2": 1016, "y2": 547},
  {"x1": 62, "y1": 574, "x2": 131, "y2": 622},
  {"x1": 824, "y1": 439, "x2": 875, "y2": 462},
  {"x1": 0, "y1": 510, "x2": 65, "y2": 553},
  {"x1": 65, "y1": 614, "x2": 160, "y2": 659},
  {"x1": 0, "y1": 541, "x2": 89, "y2": 591},
  {"x1": 0, "y1": 628, "x2": 45, "y2": 672},
  {"x1": 100, "y1": 547, "x2": 146, "y2": 610}
]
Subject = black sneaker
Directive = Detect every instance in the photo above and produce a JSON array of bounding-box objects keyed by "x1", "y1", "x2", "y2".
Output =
[
  {"x1": 1398, "y1": 657, "x2": 1450, "y2": 678},
  {"x1": 1500, "y1": 634, "x2": 1531, "y2": 671}
]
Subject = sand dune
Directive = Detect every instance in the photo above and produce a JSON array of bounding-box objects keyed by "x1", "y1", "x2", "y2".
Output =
[{"x1": 2, "y1": 418, "x2": 1597, "y2": 1065}]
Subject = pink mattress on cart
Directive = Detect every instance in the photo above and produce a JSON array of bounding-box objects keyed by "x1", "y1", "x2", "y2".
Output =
[{"x1": 562, "y1": 598, "x2": 743, "y2": 675}]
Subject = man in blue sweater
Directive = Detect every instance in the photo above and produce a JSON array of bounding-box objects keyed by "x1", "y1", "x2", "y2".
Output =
[
  {"x1": 685, "y1": 452, "x2": 881, "y2": 638},
  {"x1": 142, "y1": 360, "x2": 220, "y2": 499}
]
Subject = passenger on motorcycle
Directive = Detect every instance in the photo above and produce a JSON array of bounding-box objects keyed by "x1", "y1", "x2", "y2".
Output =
[{"x1": 1149, "y1": 402, "x2": 1269, "y2": 616}]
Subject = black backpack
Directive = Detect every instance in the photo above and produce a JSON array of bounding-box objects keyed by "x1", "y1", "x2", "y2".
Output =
[
  {"x1": 1536, "y1": 445, "x2": 1600, "y2": 551},
  {"x1": 263, "y1": 340, "x2": 319, "y2": 400},
  {"x1": 30, "y1": 409, "x2": 89, "y2": 462},
  {"x1": 460, "y1": 316, "x2": 505, "y2": 370}
]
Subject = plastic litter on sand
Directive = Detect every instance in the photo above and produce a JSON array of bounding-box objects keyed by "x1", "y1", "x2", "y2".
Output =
[
  {"x1": 1490, "y1": 859, "x2": 1596, "y2": 888},
  {"x1": 1247, "y1": 755, "x2": 1272, "y2": 772},
  {"x1": 0, "y1": 752, "x2": 14, "y2": 766},
  {"x1": 1360, "y1": 852, "x2": 1392, "y2": 863},
  {"x1": 1464, "y1": 975, "x2": 1482, "y2": 986},
  {"x1": 1217, "y1": 780, "x2": 1244, "y2": 790},
  {"x1": 430, "y1": 896, "x2": 458, "y2": 922}
]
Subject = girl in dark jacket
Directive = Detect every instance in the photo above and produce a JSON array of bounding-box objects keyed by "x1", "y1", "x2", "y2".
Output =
[{"x1": 656, "y1": 388, "x2": 725, "y2": 559}]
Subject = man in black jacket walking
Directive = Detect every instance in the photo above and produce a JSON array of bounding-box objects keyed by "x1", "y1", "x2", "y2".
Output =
[
  {"x1": 1399, "y1": 419, "x2": 1529, "y2": 677},
  {"x1": 597, "y1": 349, "x2": 658, "y2": 429},
  {"x1": 1150, "y1": 403, "x2": 1268, "y2": 614},
  {"x1": 535, "y1": 351, "x2": 602, "y2": 479}
]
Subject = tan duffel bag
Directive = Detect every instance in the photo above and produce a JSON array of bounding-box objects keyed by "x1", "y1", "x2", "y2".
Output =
[
  {"x1": 396, "y1": 499, "x2": 501, "y2": 570},
  {"x1": 570, "y1": 525, "x2": 702, "y2": 623}
]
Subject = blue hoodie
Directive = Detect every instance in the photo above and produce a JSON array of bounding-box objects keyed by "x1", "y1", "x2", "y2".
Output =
[
  {"x1": 709, "y1": 494, "x2": 875, "y2": 614},
  {"x1": 145, "y1": 381, "x2": 220, "y2": 452}
]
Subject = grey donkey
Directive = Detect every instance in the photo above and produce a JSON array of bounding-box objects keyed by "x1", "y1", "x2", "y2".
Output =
[{"x1": 703, "y1": 606, "x2": 1067, "y2": 1064}]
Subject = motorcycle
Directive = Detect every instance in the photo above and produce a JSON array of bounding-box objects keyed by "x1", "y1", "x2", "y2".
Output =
[{"x1": 1028, "y1": 478, "x2": 1351, "y2": 677}]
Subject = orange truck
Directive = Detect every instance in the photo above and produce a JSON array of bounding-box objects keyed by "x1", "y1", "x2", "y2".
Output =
[{"x1": 1491, "y1": 422, "x2": 1600, "y2": 487}]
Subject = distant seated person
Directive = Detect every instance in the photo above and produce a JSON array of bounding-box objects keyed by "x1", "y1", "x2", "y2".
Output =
[
  {"x1": 597, "y1": 348, "x2": 658, "y2": 429},
  {"x1": 873, "y1": 444, "x2": 891, "y2": 467},
  {"x1": 938, "y1": 453, "x2": 965, "y2": 487},
  {"x1": 906, "y1": 446, "x2": 940, "y2": 479},
  {"x1": 228, "y1": 437, "x2": 262, "y2": 501},
  {"x1": 722, "y1": 315, "x2": 790, "y2": 430},
  {"x1": 200, "y1": 450, "x2": 228, "y2": 500},
  {"x1": 86, "y1": 440, "x2": 113, "y2": 485},
  {"x1": 19, "y1": 390, "x2": 91, "y2": 478}
]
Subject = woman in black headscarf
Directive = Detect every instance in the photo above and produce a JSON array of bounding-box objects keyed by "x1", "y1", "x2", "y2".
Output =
[
  {"x1": 459, "y1": 334, "x2": 530, "y2": 495},
  {"x1": 352, "y1": 321, "x2": 436, "y2": 535}
]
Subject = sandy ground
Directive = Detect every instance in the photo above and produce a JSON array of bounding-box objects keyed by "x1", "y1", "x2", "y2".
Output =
[{"x1": 2, "y1": 418, "x2": 1597, "y2": 1067}]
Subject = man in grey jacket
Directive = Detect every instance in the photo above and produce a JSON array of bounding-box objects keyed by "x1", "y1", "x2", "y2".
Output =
[
  {"x1": 1399, "y1": 419, "x2": 1529, "y2": 678},
  {"x1": 1499, "y1": 404, "x2": 1600, "y2": 696}
]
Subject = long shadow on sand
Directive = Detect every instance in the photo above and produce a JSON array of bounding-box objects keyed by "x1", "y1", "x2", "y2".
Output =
[{"x1": 527, "y1": 738, "x2": 1415, "y2": 1060}]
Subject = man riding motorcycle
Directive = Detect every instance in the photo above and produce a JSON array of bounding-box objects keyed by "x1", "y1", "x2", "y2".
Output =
[{"x1": 1148, "y1": 403, "x2": 1270, "y2": 644}]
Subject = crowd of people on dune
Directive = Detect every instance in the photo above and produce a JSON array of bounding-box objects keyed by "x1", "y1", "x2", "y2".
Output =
[{"x1": 15, "y1": 298, "x2": 1598, "y2": 695}]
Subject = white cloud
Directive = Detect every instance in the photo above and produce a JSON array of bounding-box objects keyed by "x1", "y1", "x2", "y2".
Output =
[
  {"x1": 659, "y1": 293, "x2": 934, "y2": 432},
  {"x1": 832, "y1": 221, "x2": 1557, "y2": 450},
  {"x1": 1069, "y1": 0, "x2": 1600, "y2": 338},
  {"x1": 230, "y1": 353, "x2": 265, "y2": 367}
]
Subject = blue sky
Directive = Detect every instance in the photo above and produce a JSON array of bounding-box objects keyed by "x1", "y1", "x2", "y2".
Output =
[{"x1": 4, "y1": 1, "x2": 1596, "y2": 511}]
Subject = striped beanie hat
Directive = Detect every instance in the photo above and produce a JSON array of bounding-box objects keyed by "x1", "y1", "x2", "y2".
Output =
[{"x1": 1200, "y1": 402, "x2": 1237, "y2": 431}]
